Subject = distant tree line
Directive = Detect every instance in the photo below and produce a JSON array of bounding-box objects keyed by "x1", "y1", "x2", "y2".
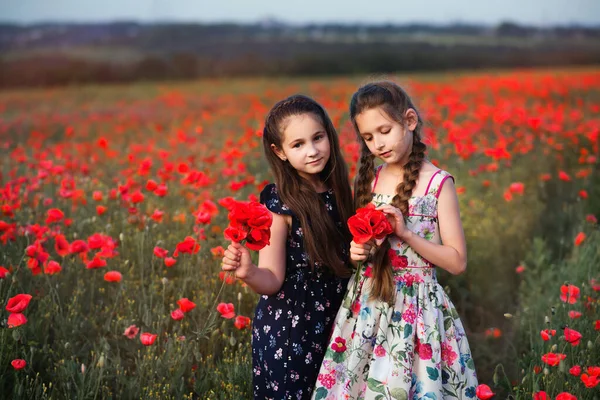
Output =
[{"x1": 1, "y1": 21, "x2": 599, "y2": 88}]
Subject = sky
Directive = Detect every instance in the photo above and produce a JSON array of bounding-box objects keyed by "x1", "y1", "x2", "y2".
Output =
[{"x1": 2, "y1": 0, "x2": 600, "y2": 26}]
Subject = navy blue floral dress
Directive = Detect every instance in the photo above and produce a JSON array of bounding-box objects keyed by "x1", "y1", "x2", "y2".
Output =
[{"x1": 253, "y1": 183, "x2": 350, "y2": 400}]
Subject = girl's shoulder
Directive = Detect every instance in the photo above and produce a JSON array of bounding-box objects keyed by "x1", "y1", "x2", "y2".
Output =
[
  {"x1": 421, "y1": 165, "x2": 455, "y2": 199},
  {"x1": 259, "y1": 183, "x2": 294, "y2": 216}
]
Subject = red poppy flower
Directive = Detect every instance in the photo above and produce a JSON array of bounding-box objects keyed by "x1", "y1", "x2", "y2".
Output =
[
  {"x1": 153, "y1": 246, "x2": 169, "y2": 258},
  {"x1": 164, "y1": 257, "x2": 177, "y2": 267},
  {"x1": 218, "y1": 197, "x2": 237, "y2": 210},
  {"x1": 223, "y1": 225, "x2": 248, "y2": 242},
  {"x1": 509, "y1": 182, "x2": 524, "y2": 195},
  {"x1": 140, "y1": 332, "x2": 157, "y2": 346},
  {"x1": 533, "y1": 391, "x2": 548, "y2": 400},
  {"x1": 475, "y1": 384, "x2": 494, "y2": 399},
  {"x1": 7, "y1": 313, "x2": 27, "y2": 328},
  {"x1": 568, "y1": 310, "x2": 582, "y2": 319},
  {"x1": 173, "y1": 236, "x2": 200, "y2": 257},
  {"x1": 70, "y1": 240, "x2": 89, "y2": 254},
  {"x1": 216, "y1": 303, "x2": 235, "y2": 319},
  {"x1": 130, "y1": 191, "x2": 144, "y2": 204},
  {"x1": 123, "y1": 324, "x2": 139, "y2": 339},
  {"x1": 515, "y1": 265, "x2": 525, "y2": 274},
  {"x1": 6, "y1": 294, "x2": 32, "y2": 313},
  {"x1": 96, "y1": 205, "x2": 107, "y2": 216},
  {"x1": 245, "y1": 228, "x2": 271, "y2": 251},
  {"x1": 86, "y1": 255, "x2": 107, "y2": 269},
  {"x1": 541, "y1": 352, "x2": 566, "y2": 366},
  {"x1": 210, "y1": 246, "x2": 225, "y2": 257},
  {"x1": 0, "y1": 266, "x2": 9, "y2": 278},
  {"x1": 177, "y1": 298, "x2": 196, "y2": 313},
  {"x1": 45, "y1": 260, "x2": 62, "y2": 275},
  {"x1": 569, "y1": 365, "x2": 582, "y2": 376},
  {"x1": 581, "y1": 373, "x2": 599, "y2": 388},
  {"x1": 46, "y1": 208, "x2": 64, "y2": 224},
  {"x1": 54, "y1": 234, "x2": 70, "y2": 257},
  {"x1": 555, "y1": 393, "x2": 576, "y2": 400},
  {"x1": 171, "y1": 309, "x2": 184, "y2": 321},
  {"x1": 234, "y1": 315, "x2": 251, "y2": 330},
  {"x1": 219, "y1": 271, "x2": 235, "y2": 284},
  {"x1": 588, "y1": 366, "x2": 600, "y2": 376},
  {"x1": 104, "y1": 271, "x2": 122, "y2": 282},
  {"x1": 151, "y1": 209, "x2": 164, "y2": 223},
  {"x1": 560, "y1": 284, "x2": 580, "y2": 304},
  {"x1": 540, "y1": 329, "x2": 556, "y2": 341},
  {"x1": 154, "y1": 184, "x2": 168, "y2": 197},
  {"x1": 574, "y1": 232, "x2": 586, "y2": 246},
  {"x1": 11, "y1": 359, "x2": 26, "y2": 370},
  {"x1": 348, "y1": 204, "x2": 393, "y2": 244},
  {"x1": 146, "y1": 179, "x2": 158, "y2": 191},
  {"x1": 563, "y1": 327, "x2": 582, "y2": 346}
]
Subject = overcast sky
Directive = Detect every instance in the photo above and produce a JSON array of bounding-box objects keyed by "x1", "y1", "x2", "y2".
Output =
[{"x1": 2, "y1": 0, "x2": 600, "y2": 26}]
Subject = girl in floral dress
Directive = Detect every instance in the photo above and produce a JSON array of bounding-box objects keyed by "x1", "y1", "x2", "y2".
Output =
[
  {"x1": 222, "y1": 95, "x2": 354, "y2": 399},
  {"x1": 313, "y1": 82, "x2": 478, "y2": 399}
]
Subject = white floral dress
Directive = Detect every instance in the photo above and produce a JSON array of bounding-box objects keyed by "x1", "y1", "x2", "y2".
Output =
[{"x1": 312, "y1": 168, "x2": 478, "y2": 400}]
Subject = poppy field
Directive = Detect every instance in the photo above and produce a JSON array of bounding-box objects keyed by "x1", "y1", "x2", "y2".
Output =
[{"x1": 0, "y1": 67, "x2": 599, "y2": 399}]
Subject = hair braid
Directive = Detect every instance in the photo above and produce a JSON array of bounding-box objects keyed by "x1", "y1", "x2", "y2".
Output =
[{"x1": 353, "y1": 143, "x2": 376, "y2": 209}]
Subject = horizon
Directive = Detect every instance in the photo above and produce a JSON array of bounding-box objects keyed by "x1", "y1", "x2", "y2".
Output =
[
  {"x1": 3, "y1": 0, "x2": 600, "y2": 27},
  {"x1": 1, "y1": 19, "x2": 600, "y2": 28}
]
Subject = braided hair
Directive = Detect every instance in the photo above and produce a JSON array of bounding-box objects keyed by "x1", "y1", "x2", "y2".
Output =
[{"x1": 350, "y1": 82, "x2": 427, "y2": 303}]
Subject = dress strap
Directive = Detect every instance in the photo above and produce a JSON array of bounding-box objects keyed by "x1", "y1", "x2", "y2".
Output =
[
  {"x1": 423, "y1": 169, "x2": 442, "y2": 195},
  {"x1": 372, "y1": 165, "x2": 383, "y2": 191},
  {"x1": 427, "y1": 170, "x2": 455, "y2": 198}
]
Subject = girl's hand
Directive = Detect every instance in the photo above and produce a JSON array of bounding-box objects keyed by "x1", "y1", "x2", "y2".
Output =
[
  {"x1": 350, "y1": 240, "x2": 374, "y2": 262},
  {"x1": 376, "y1": 204, "x2": 410, "y2": 240},
  {"x1": 222, "y1": 242, "x2": 255, "y2": 280}
]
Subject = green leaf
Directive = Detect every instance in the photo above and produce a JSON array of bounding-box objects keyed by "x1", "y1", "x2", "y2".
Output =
[
  {"x1": 466, "y1": 358, "x2": 475, "y2": 370},
  {"x1": 331, "y1": 350, "x2": 345, "y2": 364},
  {"x1": 403, "y1": 324, "x2": 413, "y2": 339},
  {"x1": 426, "y1": 366, "x2": 440, "y2": 381},
  {"x1": 367, "y1": 378, "x2": 386, "y2": 394},
  {"x1": 444, "y1": 316, "x2": 452, "y2": 331},
  {"x1": 314, "y1": 387, "x2": 328, "y2": 400},
  {"x1": 390, "y1": 388, "x2": 408, "y2": 400}
]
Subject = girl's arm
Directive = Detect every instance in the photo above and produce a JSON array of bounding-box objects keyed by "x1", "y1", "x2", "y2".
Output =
[
  {"x1": 377, "y1": 178, "x2": 467, "y2": 275},
  {"x1": 222, "y1": 212, "x2": 288, "y2": 295}
]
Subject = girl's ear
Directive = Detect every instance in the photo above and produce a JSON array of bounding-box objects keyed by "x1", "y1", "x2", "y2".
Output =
[
  {"x1": 405, "y1": 108, "x2": 419, "y2": 132},
  {"x1": 270, "y1": 144, "x2": 287, "y2": 162}
]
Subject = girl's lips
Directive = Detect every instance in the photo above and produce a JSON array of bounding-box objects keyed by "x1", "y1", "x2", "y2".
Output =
[
  {"x1": 307, "y1": 158, "x2": 322, "y2": 165},
  {"x1": 380, "y1": 151, "x2": 392, "y2": 157}
]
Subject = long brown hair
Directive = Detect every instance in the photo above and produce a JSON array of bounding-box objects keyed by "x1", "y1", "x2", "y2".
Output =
[
  {"x1": 263, "y1": 94, "x2": 353, "y2": 277},
  {"x1": 350, "y1": 81, "x2": 427, "y2": 303}
]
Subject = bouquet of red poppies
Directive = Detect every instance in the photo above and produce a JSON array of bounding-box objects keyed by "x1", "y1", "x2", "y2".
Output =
[
  {"x1": 346, "y1": 203, "x2": 394, "y2": 289},
  {"x1": 223, "y1": 200, "x2": 273, "y2": 251},
  {"x1": 195, "y1": 199, "x2": 273, "y2": 339}
]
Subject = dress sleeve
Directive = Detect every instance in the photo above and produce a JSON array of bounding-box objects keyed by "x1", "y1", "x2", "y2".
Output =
[{"x1": 259, "y1": 183, "x2": 294, "y2": 216}]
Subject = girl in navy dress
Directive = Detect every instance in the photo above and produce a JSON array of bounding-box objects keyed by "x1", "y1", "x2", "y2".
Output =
[{"x1": 222, "y1": 94, "x2": 354, "y2": 399}]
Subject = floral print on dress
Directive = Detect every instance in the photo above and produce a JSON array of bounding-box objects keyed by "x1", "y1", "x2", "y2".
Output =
[
  {"x1": 312, "y1": 169, "x2": 478, "y2": 400},
  {"x1": 254, "y1": 183, "x2": 350, "y2": 400}
]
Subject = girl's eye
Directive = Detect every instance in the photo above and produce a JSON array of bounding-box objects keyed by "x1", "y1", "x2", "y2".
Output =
[
  {"x1": 293, "y1": 143, "x2": 302, "y2": 148},
  {"x1": 381, "y1": 130, "x2": 390, "y2": 134},
  {"x1": 364, "y1": 137, "x2": 372, "y2": 142},
  {"x1": 315, "y1": 134, "x2": 323, "y2": 141}
]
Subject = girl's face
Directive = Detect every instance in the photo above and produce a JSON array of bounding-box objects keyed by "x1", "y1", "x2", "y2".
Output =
[
  {"x1": 355, "y1": 107, "x2": 417, "y2": 167},
  {"x1": 271, "y1": 113, "x2": 331, "y2": 182}
]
